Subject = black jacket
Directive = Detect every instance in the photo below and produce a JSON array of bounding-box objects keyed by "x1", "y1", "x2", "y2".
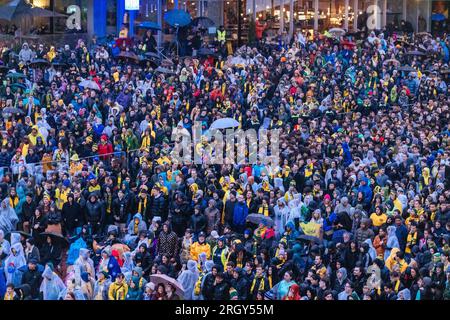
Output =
[
  {"x1": 85, "y1": 199, "x2": 105, "y2": 224},
  {"x1": 21, "y1": 200, "x2": 37, "y2": 222},
  {"x1": 190, "y1": 213, "x2": 207, "y2": 234},
  {"x1": 30, "y1": 215, "x2": 48, "y2": 236},
  {"x1": 47, "y1": 209, "x2": 62, "y2": 225},
  {"x1": 170, "y1": 200, "x2": 191, "y2": 237},
  {"x1": 212, "y1": 281, "x2": 230, "y2": 300},
  {"x1": 62, "y1": 201, "x2": 83, "y2": 231},
  {"x1": 223, "y1": 200, "x2": 236, "y2": 226},
  {"x1": 151, "y1": 194, "x2": 167, "y2": 220},
  {"x1": 134, "y1": 249, "x2": 153, "y2": 276},
  {"x1": 21, "y1": 268, "x2": 42, "y2": 299},
  {"x1": 201, "y1": 272, "x2": 216, "y2": 300},
  {"x1": 0, "y1": 151, "x2": 11, "y2": 168},
  {"x1": 230, "y1": 273, "x2": 250, "y2": 300},
  {"x1": 40, "y1": 243, "x2": 62, "y2": 267},
  {"x1": 112, "y1": 196, "x2": 129, "y2": 223}
]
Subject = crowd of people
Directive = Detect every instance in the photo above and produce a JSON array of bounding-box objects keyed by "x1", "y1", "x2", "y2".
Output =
[{"x1": 0, "y1": 23, "x2": 449, "y2": 301}]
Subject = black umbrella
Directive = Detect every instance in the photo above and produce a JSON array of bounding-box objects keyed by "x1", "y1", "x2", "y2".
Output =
[
  {"x1": 405, "y1": 50, "x2": 426, "y2": 56},
  {"x1": 296, "y1": 234, "x2": 322, "y2": 244},
  {"x1": 117, "y1": 51, "x2": 139, "y2": 61},
  {"x1": 9, "y1": 83, "x2": 27, "y2": 92},
  {"x1": 139, "y1": 56, "x2": 158, "y2": 68},
  {"x1": 0, "y1": 65, "x2": 9, "y2": 73},
  {"x1": 397, "y1": 66, "x2": 416, "y2": 73},
  {"x1": 52, "y1": 61, "x2": 68, "y2": 69},
  {"x1": 246, "y1": 213, "x2": 274, "y2": 227},
  {"x1": 2, "y1": 106, "x2": 24, "y2": 116},
  {"x1": 37, "y1": 232, "x2": 69, "y2": 248},
  {"x1": 144, "y1": 51, "x2": 161, "y2": 60},
  {"x1": 6, "y1": 72, "x2": 26, "y2": 79},
  {"x1": 5, "y1": 231, "x2": 31, "y2": 242},
  {"x1": 29, "y1": 58, "x2": 50, "y2": 68},
  {"x1": 154, "y1": 66, "x2": 176, "y2": 75},
  {"x1": 191, "y1": 16, "x2": 215, "y2": 28},
  {"x1": 197, "y1": 47, "x2": 217, "y2": 57}
]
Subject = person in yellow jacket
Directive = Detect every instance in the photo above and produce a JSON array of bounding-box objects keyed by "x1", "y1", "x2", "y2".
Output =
[
  {"x1": 385, "y1": 248, "x2": 408, "y2": 274},
  {"x1": 405, "y1": 223, "x2": 418, "y2": 255},
  {"x1": 370, "y1": 206, "x2": 388, "y2": 227},
  {"x1": 69, "y1": 154, "x2": 83, "y2": 176},
  {"x1": 108, "y1": 273, "x2": 128, "y2": 300},
  {"x1": 28, "y1": 125, "x2": 45, "y2": 146},
  {"x1": 46, "y1": 46, "x2": 57, "y2": 62},
  {"x1": 54, "y1": 179, "x2": 71, "y2": 210},
  {"x1": 190, "y1": 232, "x2": 211, "y2": 263}
]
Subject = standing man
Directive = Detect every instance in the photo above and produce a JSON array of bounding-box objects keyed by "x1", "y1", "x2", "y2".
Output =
[
  {"x1": 216, "y1": 26, "x2": 227, "y2": 56},
  {"x1": 255, "y1": 19, "x2": 267, "y2": 45}
]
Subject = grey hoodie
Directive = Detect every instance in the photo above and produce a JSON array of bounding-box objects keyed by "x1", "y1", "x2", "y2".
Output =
[{"x1": 19, "y1": 43, "x2": 35, "y2": 63}]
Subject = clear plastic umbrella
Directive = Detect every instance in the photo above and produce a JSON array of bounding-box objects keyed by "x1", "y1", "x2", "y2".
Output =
[{"x1": 210, "y1": 118, "x2": 240, "y2": 130}]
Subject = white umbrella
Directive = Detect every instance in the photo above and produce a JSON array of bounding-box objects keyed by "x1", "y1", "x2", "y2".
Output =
[
  {"x1": 79, "y1": 79, "x2": 100, "y2": 91},
  {"x1": 229, "y1": 56, "x2": 248, "y2": 66},
  {"x1": 210, "y1": 118, "x2": 240, "y2": 130},
  {"x1": 150, "y1": 274, "x2": 185, "y2": 295},
  {"x1": 328, "y1": 28, "x2": 346, "y2": 36}
]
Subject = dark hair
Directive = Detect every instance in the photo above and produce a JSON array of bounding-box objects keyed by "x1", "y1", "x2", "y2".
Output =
[{"x1": 65, "y1": 292, "x2": 76, "y2": 300}]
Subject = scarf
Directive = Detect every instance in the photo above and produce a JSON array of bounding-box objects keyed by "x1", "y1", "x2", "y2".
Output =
[
  {"x1": 119, "y1": 116, "x2": 126, "y2": 128},
  {"x1": 133, "y1": 219, "x2": 139, "y2": 235},
  {"x1": 9, "y1": 196, "x2": 19, "y2": 209},
  {"x1": 4, "y1": 292, "x2": 15, "y2": 300},
  {"x1": 138, "y1": 196, "x2": 148, "y2": 215},
  {"x1": 141, "y1": 135, "x2": 151, "y2": 149},
  {"x1": 422, "y1": 168, "x2": 430, "y2": 186},
  {"x1": 106, "y1": 193, "x2": 112, "y2": 214},
  {"x1": 251, "y1": 275, "x2": 265, "y2": 293},
  {"x1": 258, "y1": 204, "x2": 269, "y2": 217}
]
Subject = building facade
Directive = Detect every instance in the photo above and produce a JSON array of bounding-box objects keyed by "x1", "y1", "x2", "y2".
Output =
[{"x1": 5, "y1": 0, "x2": 448, "y2": 39}]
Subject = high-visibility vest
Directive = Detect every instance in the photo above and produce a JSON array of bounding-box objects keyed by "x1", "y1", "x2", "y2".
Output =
[{"x1": 217, "y1": 30, "x2": 226, "y2": 42}]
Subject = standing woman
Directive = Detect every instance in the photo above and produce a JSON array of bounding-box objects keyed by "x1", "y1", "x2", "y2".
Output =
[
  {"x1": 103, "y1": 186, "x2": 114, "y2": 227},
  {"x1": 0, "y1": 198, "x2": 19, "y2": 234},
  {"x1": 4, "y1": 243, "x2": 27, "y2": 286},
  {"x1": 29, "y1": 208, "x2": 47, "y2": 237},
  {"x1": 177, "y1": 260, "x2": 199, "y2": 300},
  {"x1": 39, "y1": 263, "x2": 66, "y2": 300}
]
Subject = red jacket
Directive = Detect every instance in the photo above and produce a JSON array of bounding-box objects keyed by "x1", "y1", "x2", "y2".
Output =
[
  {"x1": 98, "y1": 141, "x2": 113, "y2": 160},
  {"x1": 255, "y1": 21, "x2": 266, "y2": 40}
]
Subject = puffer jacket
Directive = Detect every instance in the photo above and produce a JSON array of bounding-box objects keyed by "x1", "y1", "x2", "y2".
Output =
[
  {"x1": 112, "y1": 196, "x2": 129, "y2": 224},
  {"x1": 150, "y1": 194, "x2": 167, "y2": 220},
  {"x1": 355, "y1": 222, "x2": 375, "y2": 247},
  {"x1": 190, "y1": 213, "x2": 206, "y2": 234},
  {"x1": 85, "y1": 198, "x2": 105, "y2": 224}
]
